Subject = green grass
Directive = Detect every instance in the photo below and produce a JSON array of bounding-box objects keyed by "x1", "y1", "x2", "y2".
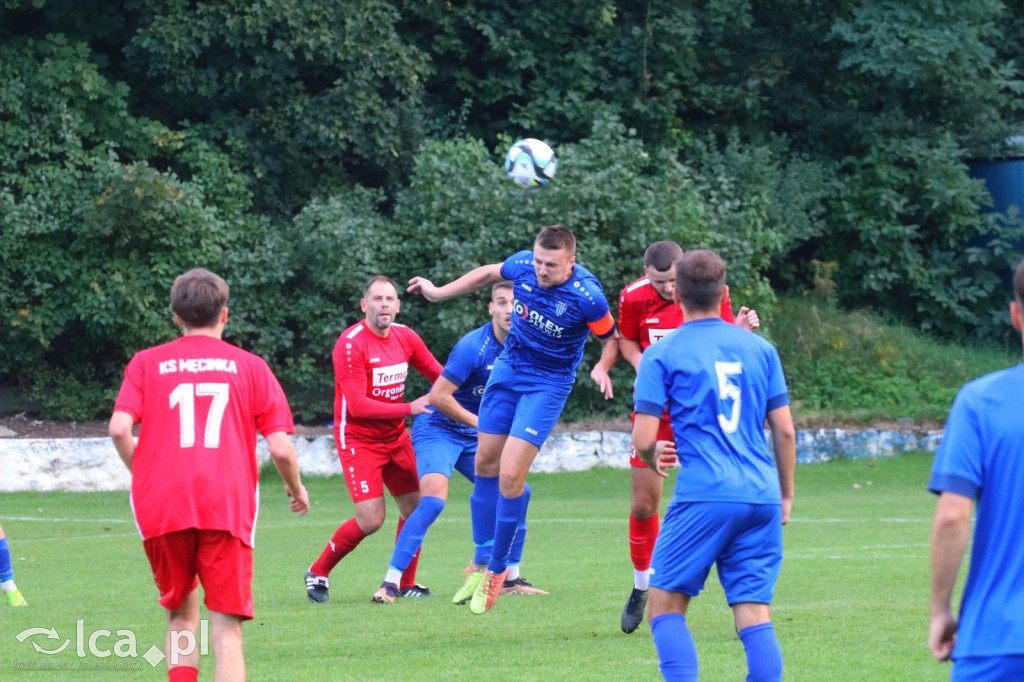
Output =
[
  {"x1": 0, "y1": 456, "x2": 957, "y2": 680},
  {"x1": 770, "y1": 295, "x2": 1021, "y2": 425}
]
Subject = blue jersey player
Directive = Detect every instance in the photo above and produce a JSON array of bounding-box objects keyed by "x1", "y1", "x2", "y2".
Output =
[
  {"x1": 371, "y1": 281, "x2": 547, "y2": 603},
  {"x1": 632, "y1": 249, "x2": 796, "y2": 682},
  {"x1": 408, "y1": 225, "x2": 617, "y2": 615},
  {"x1": 928, "y1": 257, "x2": 1024, "y2": 680}
]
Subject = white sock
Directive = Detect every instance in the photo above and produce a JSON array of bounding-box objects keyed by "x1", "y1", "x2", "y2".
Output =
[
  {"x1": 384, "y1": 568, "x2": 403, "y2": 586},
  {"x1": 634, "y1": 569, "x2": 650, "y2": 591},
  {"x1": 2, "y1": 579, "x2": 16, "y2": 593},
  {"x1": 506, "y1": 564, "x2": 520, "y2": 581}
]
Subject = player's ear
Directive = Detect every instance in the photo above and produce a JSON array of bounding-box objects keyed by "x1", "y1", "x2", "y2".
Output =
[
  {"x1": 360, "y1": 298, "x2": 368, "y2": 314},
  {"x1": 220, "y1": 307, "x2": 229, "y2": 325},
  {"x1": 174, "y1": 314, "x2": 185, "y2": 329},
  {"x1": 1011, "y1": 301, "x2": 1022, "y2": 331}
]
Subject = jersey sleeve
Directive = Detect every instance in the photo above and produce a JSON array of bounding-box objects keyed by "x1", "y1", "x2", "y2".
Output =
[
  {"x1": 112, "y1": 354, "x2": 145, "y2": 423},
  {"x1": 633, "y1": 349, "x2": 668, "y2": 417},
  {"x1": 929, "y1": 386, "x2": 983, "y2": 499},
  {"x1": 408, "y1": 330, "x2": 443, "y2": 384},
  {"x1": 334, "y1": 336, "x2": 412, "y2": 420},
  {"x1": 252, "y1": 358, "x2": 295, "y2": 437},
  {"x1": 583, "y1": 282, "x2": 616, "y2": 338},
  {"x1": 617, "y1": 287, "x2": 641, "y2": 342},
  {"x1": 499, "y1": 250, "x2": 532, "y2": 281},
  {"x1": 765, "y1": 345, "x2": 791, "y2": 411},
  {"x1": 439, "y1": 332, "x2": 478, "y2": 388}
]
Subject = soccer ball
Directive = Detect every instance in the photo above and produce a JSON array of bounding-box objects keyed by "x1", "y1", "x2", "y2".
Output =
[{"x1": 505, "y1": 138, "x2": 557, "y2": 188}]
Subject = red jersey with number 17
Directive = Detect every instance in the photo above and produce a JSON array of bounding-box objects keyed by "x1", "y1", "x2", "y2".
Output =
[
  {"x1": 334, "y1": 322, "x2": 442, "y2": 447},
  {"x1": 617, "y1": 276, "x2": 735, "y2": 350},
  {"x1": 113, "y1": 334, "x2": 295, "y2": 547}
]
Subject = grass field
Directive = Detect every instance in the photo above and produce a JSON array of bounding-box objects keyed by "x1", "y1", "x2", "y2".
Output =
[{"x1": 0, "y1": 454, "x2": 959, "y2": 681}]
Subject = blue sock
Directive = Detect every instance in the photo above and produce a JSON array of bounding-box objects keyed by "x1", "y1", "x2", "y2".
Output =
[
  {"x1": 471, "y1": 476, "x2": 499, "y2": 566},
  {"x1": 487, "y1": 490, "x2": 528, "y2": 575},
  {"x1": 651, "y1": 613, "x2": 698, "y2": 682},
  {"x1": 508, "y1": 483, "x2": 531, "y2": 566},
  {"x1": 388, "y1": 496, "x2": 445, "y2": 572},
  {"x1": 0, "y1": 538, "x2": 13, "y2": 583},
  {"x1": 739, "y1": 622, "x2": 782, "y2": 682}
]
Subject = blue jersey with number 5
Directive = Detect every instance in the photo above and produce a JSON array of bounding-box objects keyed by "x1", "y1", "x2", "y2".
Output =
[{"x1": 634, "y1": 317, "x2": 790, "y2": 504}]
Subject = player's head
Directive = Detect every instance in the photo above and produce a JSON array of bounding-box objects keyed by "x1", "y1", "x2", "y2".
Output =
[
  {"x1": 644, "y1": 241, "x2": 684, "y2": 302},
  {"x1": 1012, "y1": 258, "x2": 1024, "y2": 338},
  {"x1": 533, "y1": 224, "x2": 576, "y2": 288},
  {"x1": 674, "y1": 250, "x2": 727, "y2": 313},
  {"x1": 489, "y1": 280, "x2": 514, "y2": 336},
  {"x1": 361, "y1": 276, "x2": 401, "y2": 335},
  {"x1": 171, "y1": 268, "x2": 229, "y2": 329}
]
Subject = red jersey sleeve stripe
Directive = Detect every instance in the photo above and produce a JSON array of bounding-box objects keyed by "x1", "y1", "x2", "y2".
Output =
[{"x1": 587, "y1": 312, "x2": 616, "y2": 338}]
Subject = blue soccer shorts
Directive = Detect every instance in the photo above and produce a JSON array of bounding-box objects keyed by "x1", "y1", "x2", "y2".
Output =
[
  {"x1": 476, "y1": 358, "x2": 573, "y2": 448},
  {"x1": 410, "y1": 414, "x2": 476, "y2": 482},
  {"x1": 952, "y1": 655, "x2": 1024, "y2": 681},
  {"x1": 651, "y1": 501, "x2": 783, "y2": 605}
]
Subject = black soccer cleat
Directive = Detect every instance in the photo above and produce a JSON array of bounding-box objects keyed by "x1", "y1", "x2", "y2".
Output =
[
  {"x1": 305, "y1": 568, "x2": 330, "y2": 603},
  {"x1": 621, "y1": 587, "x2": 649, "y2": 633},
  {"x1": 398, "y1": 584, "x2": 435, "y2": 598}
]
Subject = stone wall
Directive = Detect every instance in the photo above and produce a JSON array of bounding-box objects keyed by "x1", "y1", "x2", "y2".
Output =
[{"x1": 0, "y1": 428, "x2": 941, "y2": 492}]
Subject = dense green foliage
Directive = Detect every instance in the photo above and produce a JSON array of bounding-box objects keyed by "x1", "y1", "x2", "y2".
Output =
[{"x1": 1, "y1": 1, "x2": 1023, "y2": 419}]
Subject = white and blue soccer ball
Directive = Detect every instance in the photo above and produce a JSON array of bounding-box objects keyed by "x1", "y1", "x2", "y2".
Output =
[{"x1": 504, "y1": 138, "x2": 557, "y2": 188}]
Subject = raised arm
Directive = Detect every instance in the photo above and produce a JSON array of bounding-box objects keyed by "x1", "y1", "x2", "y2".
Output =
[{"x1": 407, "y1": 263, "x2": 504, "y2": 303}]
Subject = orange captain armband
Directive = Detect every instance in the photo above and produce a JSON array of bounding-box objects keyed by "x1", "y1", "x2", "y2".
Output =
[{"x1": 587, "y1": 312, "x2": 616, "y2": 338}]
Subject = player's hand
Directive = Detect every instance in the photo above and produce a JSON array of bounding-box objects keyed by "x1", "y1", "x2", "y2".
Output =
[
  {"x1": 589, "y1": 365, "x2": 614, "y2": 400},
  {"x1": 653, "y1": 440, "x2": 678, "y2": 478},
  {"x1": 287, "y1": 483, "x2": 310, "y2": 516},
  {"x1": 737, "y1": 306, "x2": 760, "y2": 331},
  {"x1": 781, "y1": 496, "x2": 793, "y2": 525},
  {"x1": 409, "y1": 393, "x2": 434, "y2": 416},
  {"x1": 928, "y1": 611, "x2": 958, "y2": 661},
  {"x1": 407, "y1": 276, "x2": 440, "y2": 302}
]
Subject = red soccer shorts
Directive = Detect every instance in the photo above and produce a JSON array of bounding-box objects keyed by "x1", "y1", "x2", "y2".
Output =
[
  {"x1": 338, "y1": 430, "x2": 419, "y2": 502},
  {"x1": 143, "y1": 528, "x2": 254, "y2": 619},
  {"x1": 629, "y1": 411, "x2": 675, "y2": 469}
]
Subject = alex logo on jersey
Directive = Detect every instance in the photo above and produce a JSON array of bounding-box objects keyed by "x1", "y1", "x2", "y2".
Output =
[
  {"x1": 371, "y1": 362, "x2": 408, "y2": 399},
  {"x1": 513, "y1": 299, "x2": 565, "y2": 338}
]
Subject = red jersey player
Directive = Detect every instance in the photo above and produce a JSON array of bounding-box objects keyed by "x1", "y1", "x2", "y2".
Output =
[
  {"x1": 109, "y1": 268, "x2": 309, "y2": 682},
  {"x1": 589, "y1": 241, "x2": 759, "y2": 634},
  {"x1": 304, "y1": 275, "x2": 443, "y2": 603}
]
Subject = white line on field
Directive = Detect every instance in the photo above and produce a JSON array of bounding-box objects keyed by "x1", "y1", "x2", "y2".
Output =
[{"x1": 5, "y1": 515, "x2": 131, "y2": 523}]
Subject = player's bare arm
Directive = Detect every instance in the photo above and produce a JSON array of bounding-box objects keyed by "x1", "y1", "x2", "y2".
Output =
[
  {"x1": 632, "y1": 412, "x2": 678, "y2": 477},
  {"x1": 590, "y1": 332, "x2": 620, "y2": 400},
  {"x1": 928, "y1": 492, "x2": 971, "y2": 661},
  {"x1": 108, "y1": 410, "x2": 136, "y2": 471},
  {"x1": 265, "y1": 431, "x2": 310, "y2": 515},
  {"x1": 619, "y1": 336, "x2": 644, "y2": 372},
  {"x1": 407, "y1": 263, "x2": 504, "y2": 303},
  {"x1": 408, "y1": 393, "x2": 434, "y2": 417},
  {"x1": 429, "y1": 375, "x2": 478, "y2": 429},
  {"x1": 767, "y1": 404, "x2": 796, "y2": 524}
]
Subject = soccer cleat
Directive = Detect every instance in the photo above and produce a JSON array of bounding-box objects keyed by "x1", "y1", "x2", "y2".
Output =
[
  {"x1": 371, "y1": 582, "x2": 399, "y2": 604},
  {"x1": 4, "y1": 590, "x2": 27, "y2": 607},
  {"x1": 621, "y1": 587, "x2": 649, "y2": 633},
  {"x1": 469, "y1": 568, "x2": 508, "y2": 615},
  {"x1": 398, "y1": 584, "x2": 434, "y2": 598},
  {"x1": 305, "y1": 567, "x2": 330, "y2": 603},
  {"x1": 452, "y1": 565, "x2": 485, "y2": 605},
  {"x1": 501, "y1": 577, "x2": 549, "y2": 596}
]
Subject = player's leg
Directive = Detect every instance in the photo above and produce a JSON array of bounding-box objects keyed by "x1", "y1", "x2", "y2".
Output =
[
  {"x1": 502, "y1": 482, "x2": 549, "y2": 596},
  {"x1": 0, "y1": 523, "x2": 26, "y2": 607},
  {"x1": 382, "y1": 432, "x2": 431, "y2": 595},
  {"x1": 196, "y1": 529, "x2": 254, "y2": 682},
  {"x1": 719, "y1": 504, "x2": 784, "y2": 682},
  {"x1": 208, "y1": 611, "x2": 245, "y2": 682},
  {"x1": 648, "y1": 588, "x2": 697, "y2": 682},
  {"x1": 307, "y1": 440, "x2": 388, "y2": 602},
  {"x1": 375, "y1": 474, "x2": 449, "y2": 603},
  {"x1": 144, "y1": 530, "x2": 202, "y2": 680},
  {"x1": 166, "y1": 590, "x2": 202, "y2": 682}
]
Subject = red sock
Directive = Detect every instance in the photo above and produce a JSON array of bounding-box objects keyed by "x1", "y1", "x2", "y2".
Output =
[
  {"x1": 628, "y1": 513, "x2": 659, "y2": 572},
  {"x1": 310, "y1": 518, "x2": 367, "y2": 577},
  {"x1": 396, "y1": 517, "x2": 422, "y2": 589},
  {"x1": 168, "y1": 666, "x2": 199, "y2": 682}
]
